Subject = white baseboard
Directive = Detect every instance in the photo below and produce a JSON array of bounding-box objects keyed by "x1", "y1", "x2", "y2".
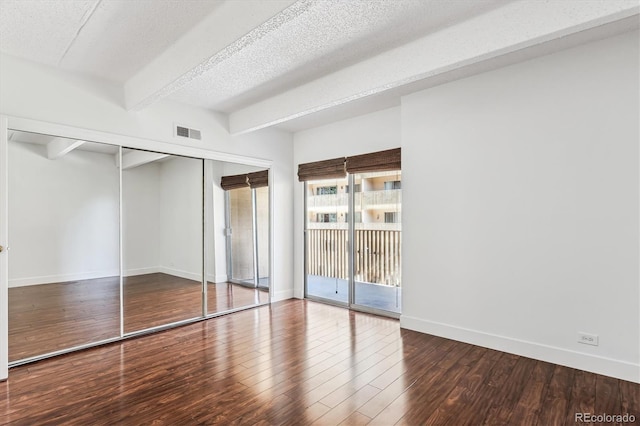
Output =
[
  {"x1": 158, "y1": 266, "x2": 202, "y2": 282},
  {"x1": 123, "y1": 267, "x2": 160, "y2": 277},
  {"x1": 272, "y1": 288, "x2": 294, "y2": 302},
  {"x1": 204, "y1": 274, "x2": 227, "y2": 283},
  {"x1": 400, "y1": 315, "x2": 640, "y2": 384},
  {"x1": 9, "y1": 270, "x2": 120, "y2": 287},
  {"x1": 125, "y1": 267, "x2": 203, "y2": 282}
]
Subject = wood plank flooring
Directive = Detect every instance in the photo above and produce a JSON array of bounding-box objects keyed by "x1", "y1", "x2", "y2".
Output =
[
  {"x1": 2, "y1": 300, "x2": 638, "y2": 425},
  {"x1": 8, "y1": 273, "x2": 267, "y2": 361}
]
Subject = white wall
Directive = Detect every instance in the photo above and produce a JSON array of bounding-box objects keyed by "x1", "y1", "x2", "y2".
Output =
[
  {"x1": 159, "y1": 156, "x2": 203, "y2": 281},
  {"x1": 0, "y1": 54, "x2": 294, "y2": 301},
  {"x1": 8, "y1": 141, "x2": 120, "y2": 286},
  {"x1": 401, "y1": 30, "x2": 639, "y2": 382},
  {"x1": 122, "y1": 162, "x2": 161, "y2": 275},
  {"x1": 292, "y1": 107, "x2": 402, "y2": 298}
]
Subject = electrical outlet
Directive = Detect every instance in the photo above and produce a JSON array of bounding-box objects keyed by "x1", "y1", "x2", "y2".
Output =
[{"x1": 578, "y1": 332, "x2": 599, "y2": 346}]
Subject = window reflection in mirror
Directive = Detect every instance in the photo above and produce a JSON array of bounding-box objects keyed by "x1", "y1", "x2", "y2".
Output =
[{"x1": 206, "y1": 161, "x2": 269, "y2": 315}]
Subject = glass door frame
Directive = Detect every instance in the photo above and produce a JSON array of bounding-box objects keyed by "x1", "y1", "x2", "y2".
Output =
[{"x1": 304, "y1": 175, "x2": 401, "y2": 319}]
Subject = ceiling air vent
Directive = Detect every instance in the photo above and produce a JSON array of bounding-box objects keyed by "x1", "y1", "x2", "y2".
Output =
[{"x1": 175, "y1": 124, "x2": 202, "y2": 140}]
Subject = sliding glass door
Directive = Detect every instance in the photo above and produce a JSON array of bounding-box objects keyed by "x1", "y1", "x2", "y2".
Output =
[
  {"x1": 304, "y1": 177, "x2": 349, "y2": 304},
  {"x1": 302, "y1": 149, "x2": 402, "y2": 316},
  {"x1": 352, "y1": 171, "x2": 402, "y2": 313}
]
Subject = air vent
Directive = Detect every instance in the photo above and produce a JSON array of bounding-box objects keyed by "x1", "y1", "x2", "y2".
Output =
[
  {"x1": 176, "y1": 126, "x2": 189, "y2": 138},
  {"x1": 190, "y1": 129, "x2": 201, "y2": 140},
  {"x1": 175, "y1": 124, "x2": 202, "y2": 140}
]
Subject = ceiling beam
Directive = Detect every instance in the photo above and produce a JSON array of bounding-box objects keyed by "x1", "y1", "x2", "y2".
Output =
[
  {"x1": 124, "y1": 0, "x2": 302, "y2": 111},
  {"x1": 120, "y1": 150, "x2": 169, "y2": 170},
  {"x1": 47, "y1": 137, "x2": 85, "y2": 159},
  {"x1": 228, "y1": 0, "x2": 639, "y2": 135}
]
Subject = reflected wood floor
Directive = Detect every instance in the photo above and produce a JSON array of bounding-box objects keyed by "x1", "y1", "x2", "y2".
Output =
[
  {"x1": 2, "y1": 300, "x2": 638, "y2": 425},
  {"x1": 9, "y1": 273, "x2": 267, "y2": 361}
]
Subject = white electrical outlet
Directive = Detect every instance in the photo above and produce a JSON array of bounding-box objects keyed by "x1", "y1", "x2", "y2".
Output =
[{"x1": 578, "y1": 332, "x2": 599, "y2": 346}]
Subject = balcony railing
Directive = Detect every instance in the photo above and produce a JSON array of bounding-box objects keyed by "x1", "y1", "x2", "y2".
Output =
[
  {"x1": 306, "y1": 228, "x2": 401, "y2": 287},
  {"x1": 307, "y1": 189, "x2": 401, "y2": 211},
  {"x1": 358, "y1": 189, "x2": 401, "y2": 208},
  {"x1": 306, "y1": 193, "x2": 349, "y2": 209}
]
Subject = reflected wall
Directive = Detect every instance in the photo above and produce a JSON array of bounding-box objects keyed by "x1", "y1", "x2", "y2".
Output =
[
  {"x1": 122, "y1": 150, "x2": 203, "y2": 333},
  {"x1": 7, "y1": 133, "x2": 120, "y2": 361}
]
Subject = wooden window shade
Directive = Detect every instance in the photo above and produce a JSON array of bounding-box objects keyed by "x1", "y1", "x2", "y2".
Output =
[
  {"x1": 345, "y1": 148, "x2": 401, "y2": 173},
  {"x1": 220, "y1": 174, "x2": 248, "y2": 190},
  {"x1": 297, "y1": 157, "x2": 346, "y2": 182},
  {"x1": 248, "y1": 170, "x2": 269, "y2": 188}
]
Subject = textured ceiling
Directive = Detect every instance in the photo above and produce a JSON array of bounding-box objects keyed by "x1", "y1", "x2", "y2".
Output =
[
  {"x1": 0, "y1": 0, "x2": 98, "y2": 67},
  {"x1": 0, "y1": 0, "x2": 222, "y2": 82},
  {"x1": 167, "y1": 0, "x2": 506, "y2": 111}
]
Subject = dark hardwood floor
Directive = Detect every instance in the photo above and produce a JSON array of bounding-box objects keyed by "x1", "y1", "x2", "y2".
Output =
[
  {"x1": 2, "y1": 300, "x2": 638, "y2": 425},
  {"x1": 8, "y1": 276, "x2": 120, "y2": 361},
  {"x1": 9, "y1": 273, "x2": 267, "y2": 361}
]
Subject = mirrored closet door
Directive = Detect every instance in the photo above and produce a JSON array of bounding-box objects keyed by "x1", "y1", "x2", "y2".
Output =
[
  {"x1": 8, "y1": 131, "x2": 121, "y2": 361},
  {"x1": 122, "y1": 149, "x2": 204, "y2": 333},
  {"x1": 5, "y1": 129, "x2": 272, "y2": 365}
]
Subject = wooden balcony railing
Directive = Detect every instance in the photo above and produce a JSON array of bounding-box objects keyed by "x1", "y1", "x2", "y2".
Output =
[{"x1": 306, "y1": 228, "x2": 401, "y2": 287}]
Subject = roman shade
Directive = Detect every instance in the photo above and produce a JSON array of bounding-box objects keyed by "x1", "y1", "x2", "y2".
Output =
[
  {"x1": 248, "y1": 170, "x2": 269, "y2": 188},
  {"x1": 220, "y1": 174, "x2": 249, "y2": 190},
  {"x1": 297, "y1": 157, "x2": 346, "y2": 182},
  {"x1": 297, "y1": 149, "x2": 401, "y2": 182},
  {"x1": 345, "y1": 148, "x2": 401, "y2": 173}
]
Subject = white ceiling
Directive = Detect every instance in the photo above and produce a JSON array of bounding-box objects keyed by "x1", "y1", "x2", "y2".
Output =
[
  {"x1": 0, "y1": 0, "x2": 222, "y2": 81},
  {"x1": 1, "y1": 0, "x2": 638, "y2": 134}
]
